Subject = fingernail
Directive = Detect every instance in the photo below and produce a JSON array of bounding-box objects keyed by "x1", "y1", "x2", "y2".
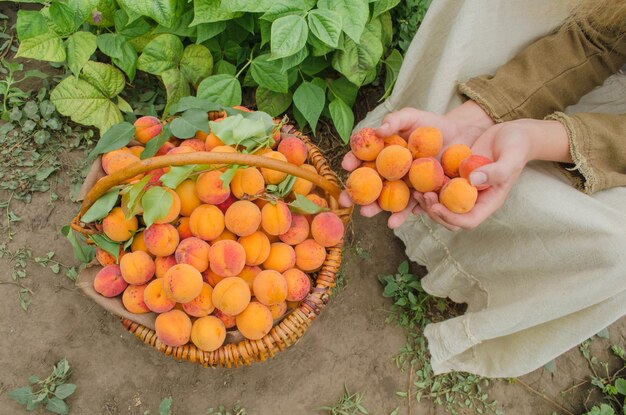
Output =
[
  {"x1": 470, "y1": 171, "x2": 487, "y2": 186},
  {"x1": 380, "y1": 123, "x2": 389, "y2": 130}
]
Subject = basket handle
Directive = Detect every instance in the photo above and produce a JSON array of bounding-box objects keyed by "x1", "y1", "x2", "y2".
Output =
[{"x1": 79, "y1": 152, "x2": 343, "y2": 218}]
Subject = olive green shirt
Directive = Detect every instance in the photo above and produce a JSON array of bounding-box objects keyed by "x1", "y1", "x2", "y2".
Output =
[{"x1": 458, "y1": 13, "x2": 626, "y2": 194}]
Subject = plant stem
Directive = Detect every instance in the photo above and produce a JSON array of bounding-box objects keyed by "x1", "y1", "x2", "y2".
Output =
[
  {"x1": 517, "y1": 378, "x2": 574, "y2": 415},
  {"x1": 235, "y1": 58, "x2": 252, "y2": 79}
]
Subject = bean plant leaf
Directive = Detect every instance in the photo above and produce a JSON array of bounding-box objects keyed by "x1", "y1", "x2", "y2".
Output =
[
  {"x1": 16, "y1": 10, "x2": 48, "y2": 39},
  {"x1": 88, "y1": 122, "x2": 135, "y2": 159},
  {"x1": 256, "y1": 87, "x2": 292, "y2": 117},
  {"x1": 270, "y1": 15, "x2": 308, "y2": 59},
  {"x1": 332, "y1": 29, "x2": 383, "y2": 86},
  {"x1": 197, "y1": 74, "x2": 242, "y2": 107},
  {"x1": 65, "y1": 31, "x2": 97, "y2": 77},
  {"x1": 49, "y1": 1, "x2": 81, "y2": 36},
  {"x1": 180, "y1": 44, "x2": 213, "y2": 85},
  {"x1": 97, "y1": 33, "x2": 138, "y2": 80},
  {"x1": 81, "y1": 189, "x2": 120, "y2": 223},
  {"x1": 137, "y1": 34, "x2": 184, "y2": 75},
  {"x1": 61, "y1": 226, "x2": 96, "y2": 263},
  {"x1": 196, "y1": 21, "x2": 227, "y2": 43},
  {"x1": 160, "y1": 166, "x2": 195, "y2": 189},
  {"x1": 116, "y1": 0, "x2": 183, "y2": 27},
  {"x1": 161, "y1": 68, "x2": 191, "y2": 116},
  {"x1": 318, "y1": 0, "x2": 369, "y2": 43},
  {"x1": 250, "y1": 54, "x2": 288, "y2": 93},
  {"x1": 329, "y1": 98, "x2": 354, "y2": 143},
  {"x1": 192, "y1": 0, "x2": 243, "y2": 25},
  {"x1": 293, "y1": 81, "x2": 325, "y2": 132},
  {"x1": 222, "y1": 0, "x2": 275, "y2": 12},
  {"x1": 15, "y1": 31, "x2": 66, "y2": 62},
  {"x1": 142, "y1": 186, "x2": 174, "y2": 227},
  {"x1": 81, "y1": 61, "x2": 125, "y2": 98},
  {"x1": 615, "y1": 378, "x2": 626, "y2": 395},
  {"x1": 307, "y1": 9, "x2": 341, "y2": 48},
  {"x1": 114, "y1": 10, "x2": 153, "y2": 39},
  {"x1": 328, "y1": 76, "x2": 359, "y2": 107},
  {"x1": 261, "y1": 0, "x2": 312, "y2": 22},
  {"x1": 372, "y1": 0, "x2": 401, "y2": 19},
  {"x1": 169, "y1": 108, "x2": 209, "y2": 139},
  {"x1": 382, "y1": 48, "x2": 402, "y2": 100}
]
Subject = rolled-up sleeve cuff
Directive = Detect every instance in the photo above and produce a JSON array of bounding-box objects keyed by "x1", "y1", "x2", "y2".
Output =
[{"x1": 458, "y1": 77, "x2": 517, "y2": 123}]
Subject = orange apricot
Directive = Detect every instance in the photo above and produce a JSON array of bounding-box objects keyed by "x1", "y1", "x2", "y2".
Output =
[
  {"x1": 441, "y1": 144, "x2": 472, "y2": 177},
  {"x1": 175, "y1": 237, "x2": 211, "y2": 272},
  {"x1": 191, "y1": 316, "x2": 226, "y2": 351},
  {"x1": 212, "y1": 276, "x2": 251, "y2": 316},
  {"x1": 134, "y1": 116, "x2": 162, "y2": 144},
  {"x1": 119, "y1": 251, "x2": 155, "y2": 285},
  {"x1": 208, "y1": 240, "x2": 246, "y2": 277},
  {"x1": 345, "y1": 167, "x2": 383, "y2": 205},
  {"x1": 305, "y1": 193, "x2": 329, "y2": 209},
  {"x1": 294, "y1": 239, "x2": 326, "y2": 272},
  {"x1": 261, "y1": 201, "x2": 292, "y2": 235},
  {"x1": 236, "y1": 302, "x2": 273, "y2": 340},
  {"x1": 438, "y1": 178, "x2": 478, "y2": 214},
  {"x1": 375, "y1": 145, "x2": 413, "y2": 181},
  {"x1": 196, "y1": 170, "x2": 231, "y2": 205},
  {"x1": 459, "y1": 154, "x2": 493, "y2": 190},
  {"x1": 408, "y1": 158, "x2": 445, "y2": 193},
  {"x1": 253, "y1": 270, "x2": 288, "y2": 306},
  {"x1": 203, "y1": 269, "x2": 226, "y2": 287},
  {"x1": 143, "y1": 223, "x2": 180, "y2": 256},
  {"x1": 177, "y1": 216, "x2": 193, "y2": 240},
  {"x1": 384, "y1": 134, "x2": 408, "y2": 148},
  {"x1": 203, "y1": 131, "x2": 225, "y2": 151},
  {"x1": 130, "y1": 231, "x2": 150, "y2": 255},
  {"x1": 155, "y1": 255, "x2": 177, "y2": 278},
  {"x1": 260, "y1": 151, "x2": 288, "y2": 184},
  {"x1": 102, "y1": 207, "x2": 138, "y2": 242},
  {"x1": 291, "y1": 164, "x2": 316, "y2": 196},
  {"x1": 408, "y1": 126, "x2": 443, "y2": 158},
  {"x1": 175, "y1": 179, "x2": 202, "y2": 216},
  {"x1": 213, "y1": 229, "x2": 238, "y2": 242},
  {"x1": 310, "y1": 212, "x2": 344, "y2": 247},
  {"x1": 143, "y1": 278, "x2": 176, "y2": 313},
  {"x1": 238, "y1": 231, "x2": 271, "y2": 266},
  {"x1": 378, "y1": 180, "x2": 411, "y2": 213},
  {"x1": 279, "y1": 214, "x2": 310, "y2": 246},
  {"x1": 155, "y1": 309, "x2": 192, "y2": 347},
  {"x1": 230, "y1": 168, "x2": 265, "y2": 199},
  {"x1": 122, "y1": 284, "x2": 150, "y2": 314},
  {"x1": 350, "y1": 128, "x2": 384, "y2": 161},
  {"x1": 93, "y1": 264, "x2": 128, "y2": 297},
  {"x1": 182, "y1": 282, "x2": 215, "y2": 317},
  {"x1": 213, "y1": 309, "x2": 236, "y2": 329},
  {"x1": 268, "y1": 302, "x2": 287, "y2": 319},
  {"x1": 189, "y1": 204, "x2": 225, "y2": 241},
  {"x1": 283, "y1": 268, "x2": 311, "y2": 301},
  {"x1": 277, "y1": 136, "x2": 308, "y2": 166},
  {"x1": 95, "y1": 246, "x2": 124, "y2": 266},
  {"x1": 163, "y1": 263, "x2": 204, "y2": 303},
  {"x1": 179, "y1": 138, "x2": 206, "y2": 152},
  {"x1": 238, "y1": 265, "x2": 261, "y2": 293},
  {"x1": 263, "y1": 242, "x2": 296, "y2": 273},
  {"x1": 211, "y1": 145, "x2": 237, "y2": 153},
  {"x1": 224, "y1": 200, "x2": 262, "y2": 237},
  {"x1": 156, "y1": 141, "x2": 176, "y2": 156}
]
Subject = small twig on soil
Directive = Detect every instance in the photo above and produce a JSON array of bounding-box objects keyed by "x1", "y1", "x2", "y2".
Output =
[
  {"x1": 561, "y1": 379, "x2": 589, "y2": 394},
  {"x1": 517, "y1": 379, "x2": 574, "y2": 415},
  {"x1": 0, "y1": 32, "x2": 14, "y2": 60},
  {"x1": 407, "y1": 361, "x2": 414, "y2": 415}
]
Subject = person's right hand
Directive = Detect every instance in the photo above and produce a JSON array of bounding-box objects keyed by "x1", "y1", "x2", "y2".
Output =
[{"x1": 340, "y1": 101, "x2": 495, "y2": 229}]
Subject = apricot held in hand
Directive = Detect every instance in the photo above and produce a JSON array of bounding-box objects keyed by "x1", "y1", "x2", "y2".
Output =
[
  {"x1": 439, "y1": 178, "x2": 478, "y2": 214},
  {"x1": 375, "y1": 145, "x2": 412, "y2": 181},
  {"x1": 350, "y1": 128, "x2": 384, "y2": 161},
  {"x1": 345, "y1": 167, "x2": 383, "y2": 205},
  {"x1": 441, "y1": 144, "x2": 472, "y2": 177},
  {"x1": 459, "y1": 155, "x2": 493, "y2": 190},
  {"x1": 408, "y1": 158, "x2": 445, "y2": 193},
  {"x1": 378, "y1": 180, "x2": 411, "y2": 213},
  {"x1": 408, "y1": 126, "x2": 443, "y2": 158}
]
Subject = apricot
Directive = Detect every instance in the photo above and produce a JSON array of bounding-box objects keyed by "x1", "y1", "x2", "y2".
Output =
[
  {"x1": 279, "y1": 214, "x2": 310, "y2": 245},
  {"x1": 101, "y1": 207, "x2": 138, "y2": 242},
  {"x1": 408, "y1": 126, "x2": 443, "y2": 158},
  {"x1": 155, "y1": 255, "x2": 177, "y2": 278},
  {"x1": 191, "y1": 316, "x2": 226, "y2": 352},
  {"x1": 182, "y1": 283, "x2": 215, "y2": 317},
  {"x1": 130, "y1": 231, "x2": 150, "y2": 255},
  {"x1": 93, "y1": 264, "x2": 128, "y2": 297},
  {"x1": 211, "y1": 145, "x2": 237, "y2": 153},
  {"x1": 175, "y1": 180, "x2": 202, "y2": 216},
  {"x1": 277, "y1": 136, "x2": 307, "y2": 166},
  {"x1": 147, "y1": 168, "x2": 166, "y2": 185},
  {"x1": 144, "y1": 223, "x2": 180, "y2": 256},
  {"x1": 253, "y1": 270, "x2": 288, "y2": 306},
  {"x1": 167, "y1": 146, "x2": 195, "y2": 156},
  {"x1": 127, "y1": 146, "x2": 144, "y2": 158},
  {"x1": 378, "y1": 180, "x2": 411, "y2": 213},
  {"x1": 260, "y1": 151, "x2": 288, "y2": 184},
  {"x1": 177, "y1": 216, "x2": 193, "y2": 240},
  {"x1": 143, "y1": 278, "x2": 176, "y2": 313},
  {"x1": 350, "y1": 128, "x2": 384, "y2": 161},
  {"x1": 294, "y1": 239, "x2": 326, "y2": 272},
  {"x1": 263, "y1": 242, "x2": 296, "y2": 273},
  {"x1": 239, "y1": 231, "x2": 271, "y2": 266},
  {"x1": 268, "y1": 302, "x2": 287, "y2": 319},
  {"x1": 459, "y1": 154, "x2": 493, "y2": 190},
  {"x1": 163, "y1": 263, "x2": 204, "y2": 303},
  {"x1": 156, "y1": 141, "x2": 176, "y2": 156},
  {"x1": 291, "y1": 164, "x2": 316, "y2": 196},
  {"x1": 439, "y1": 178, "x2": 478, "y2": 214},
  {"x1": 441, "y1": 144, "x2": 472, "y2": 177},
  {"x1": 203, "y1": 132, "x2": 225, "y2": 151},
  {"x1": 95, "y1": 246, "x2": 124, "y2": 266},
  {"x1": 134, "y1": 116, "x2": 162, "y2": 144},
  {"x1": 213, "y1": 229, "x2": 238, "y2": 242},
  {"x1": 175, "y1": 237, "x2": 211, "y2": 272},
  {"x1": 238, "y1": 265, "x2": 261, "y2": 293},
  {"x1": 209, "y1": 240, "x2": 246, "y2": 277},
  {"x1": 224, "y1": 201, "x2": 262, "y2": 237},
  {"x1": 236, "y1": 302, "x2": 273, "y2": 340},
  {"x1": 180, "y1": 138, "x2": 206, "y2": 152},
  {"x1": 305, "y1": 193, "x2": 329, "y2": 209},
  {"x1": 408, "y1": 158, "x2": 445, "y2": 193},
  {"x1": 215, "y1": 194, "x2": 237, "y2": 214},
  {"x1": 119, "y1": 251, "x2": 155, "y2": 285},
  {"x1": 213, "y1": 309, "x2": 236, "y2": 329},
  {"x1": 345, "y1": 167, "x2": 383, "y2": 205},
  {"x1": 196, "y1": 170, "x2": 231, "y2": 205},
  {"x1": 230, "y1": 168, "x2": 265, "y2": 199},
  {"x1": 384, "y1": 134, "x2": 408, "y2": 148},
  {"x1": 261, "y1": 201, "x2": 292, "y2": 235},
  {"x1": 203, "y1": 269, "x2": 225, "y2": 287},
  {"x1": 310, "y1": 212, "x2": 344, "y2": 247},
  {"x1": 121, "y1": 284, "x2": 150, "y2": 314},
  {"x1": 189, "y1": 204, "x2": 225, "y2": 241},
  {"x1": 212, "y1": 277, "x2": 251, "y2": 316},
  {"x1": 101, "y1": 149, "x2": 128, "y2": 172},
  {"x1": 103, "y1": 152, "x2": 140, "y2": 176},
  {"x1": 376, "y1": 145, "x2": 413, "y2": 181},
  {"x1": 283, "y1": 268, "x2": 311, "y2": 301},
  {"x1": 155, "y1": 309, "x2": 192, "y2": 347}
]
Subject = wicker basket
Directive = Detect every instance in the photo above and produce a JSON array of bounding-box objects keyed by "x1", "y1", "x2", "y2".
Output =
[{"x1": 71, "y1": 110, "x2": 352, "y2": 367}]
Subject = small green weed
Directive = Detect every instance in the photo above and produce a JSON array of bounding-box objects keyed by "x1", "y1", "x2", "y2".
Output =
[
  {"x1": 159, "y1": 397, "x2": 173, "y2": 415},
  {"x1": 379, "y1": 260, "x2": 501, "y2": 415},
  {"x1": 316, "y1": 385, "x2": 368, "y2": 415},
  {"x1": 391, "y1": 0, "x2": 433, "y2": 54},
  {"x1": 8, "y1": 358, "x2": 76, "y2": 415},
  {"x1": 207, "y1": 401, "x2": 247, "y2": 415}
]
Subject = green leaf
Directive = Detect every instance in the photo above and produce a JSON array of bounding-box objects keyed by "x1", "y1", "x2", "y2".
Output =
[
  {"x1": 116, "y1": 0, "x2": 183, "y2": 27},
  {"x1": 97, "y1": 33, "x2": 138, "y2": 80},
  {"x1": 82, "y1": 189, "x2": 120, "y2": 223},
  {"x1": 293, "y1": 81, "x2": 325, "y2": 132},
  {"x1": 270, "y1": 15, "x2": 308, "y2": 59},
  {"x1": 180, "y1": 44, "x2": 213, "y2": 85},
  {"x1": 16, "y1": 10, "x2": 47, "y2": 40},
  {"x1": 169, "y1": 108, "x2": 209, "y2": 139},
  {"x1": 256, "y1": 87, "x2": 292, "y2": 117},
  {"x1": 213, "y1": 60, "x2": 237, "y2": 76},
  {"x1": 15, "y1": 31, "x2": 66, "y2": 62},
  {"x1": 196, "y1": 21, "x2": 227, "y2": 43},
  {"x1": 65, "y1": 32, "x2": 97, "y2": 77},
  {"x1": 300, "y1": 55, "x2": 331, "y2": 76},
  {"x1": 121, "y1": 175, "x2": 151, "y2": 218},
  {"x1": 81, "y1": 61, "x2": 125, "y2": 98},
  {"x1": 197, "y1": 74, "x2": 242, "y2": 107},
  {"x1": 142, "y1": 186, "x2": 174, "y2": 227},
  {"x1": 372, "y1": 0, "x2": 401, "y2": 19},
  {"x1": 261, "y1": 0, "x2": 311, "y2": 22},
  {"x1": 382, "y1": 48, "x2": 402, "y2": 100},
  {"x1": 161, "y1": 68, "x2": 191, "y2": 116},
  {"x1": 192, "y1": 0, "x2": 243, "y2": 25},
  {"x1": 222, "y1": 0, "x2": 274, "y2": 12},
  {"x1": 45, "y1": 396, "x2": 69, "y2": 415},
  {"x1": 137, "y1": 34, "x2": 184, "y2": 75},
  {"x1": 168, "y1": 96, "x2": 223, "y2": 114},
  {"x1": 615, "y1": 378, "x2": 626, "y2": 395},
  {"x1": 159, "y1": 397, "x2": 173, "y2": 415},
  {"x1": 332, "y1": 29, "x2": 383, "y2": 86},
  {"x1": 328, "y1": 76, "x2": 358, "y2": 107},
  {"x1": 114, "y1": 10, "x2": 153, "y2": 39},
  {"x1": 279, "y1": 47, "x2": 308, "y2": 72},
  {"x1": 9, "y1": 386, "x2": 33, "y2": 405},
  {"x1": 141, "y1": 124, "x2": 172, "y2": 159},
  {"x1": 88, "y1": 122, "x2": 136, "y2": 159},
  {"x1": 49, "y1": 1, "x2": 81, "y2": 36},
  {"x1": 153, "y1": 8, "x2": 196, "y2": 37},
  {"x1": 61, "y1": 225, "x2": 96, "y2": 263},
  {"x1": 117, "y1": 95, "x2": 133, "y2": 113},
  {"x1": 380, "y1": 11, "x2": 393, "y2": 48},
  {"x1": 219, "y1": 165, "x2": 239, "y2": 188},
  {"x1": 250, "y1": 54, "x2": 288, "y2": 93},
  {"x1": 160, "y1": 166, "x2": 195, "y2": 189},
  {"x1": 329, "y1": 98, "x2": 354, "y2": 143},
  {"x1": 307, "y1": 9, "x2": 341, "y2": 48},
  {"x1": 289, "y1": 193, "x2": 324, "y2": 214},
  {"x1": 54, "y1": 384, "x2": 76, "y2": 400},
  {"x1": 398, "y1": 260, "x2": 409, "y2": 274},
  {"x1": 318, "y1": 0, "x2": 369, "y2": 43},
  {"x1": 50, "y1": 76, "x2": 123, "y2": 134}
]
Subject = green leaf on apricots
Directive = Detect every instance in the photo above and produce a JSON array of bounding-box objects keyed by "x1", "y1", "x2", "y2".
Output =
[
  {"x1": 169, "y1": 108, "x2": 210, "y2": 139},
  {"x1": 267, "y1": 175, "x2": 296, "y2": 198},
  {"x1": 61, "y1": 226, "x2": 96, "y2": 264},
  {"x1": 219, "y1": 165, "x2": 240, "y2": 188},
  {"x1": 209, "y1": 114, "x2": 267, "y2": 150},
  {"x1": 81, "y1": 189, "x2": 120, "y2": 223},
  {"x1": 88, "y1": 121, "x2": 135, "y2": 159},
  {"x1": 328, "y1": 98, "x2": 353, "y2": 144},
  {"x1": 161, "y1": 166, "x2": 195, "y2": 189},
  {"x1": 141, "y1": 124, "x2": 171, "y2": 159},
  {"x1": 289, "y1": 193, "x2": 325, "y2": 214},
  {"x1": 141, "y1": 186, "x2": 174, "y2": 227},
  {"x1": 90, "y1": 233, "x2": 122, "y2": 262},
  {"x1": 121, "y1": 175, "x2": 152, "y2": 219}
]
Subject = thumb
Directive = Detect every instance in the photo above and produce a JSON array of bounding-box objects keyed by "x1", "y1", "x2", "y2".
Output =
[
  {"x1": 469, "y1": 152, "x2": 522, "y2": 187},
  {"x1": 374, "y1": 108, "x2": 420, "y2": 137}
]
